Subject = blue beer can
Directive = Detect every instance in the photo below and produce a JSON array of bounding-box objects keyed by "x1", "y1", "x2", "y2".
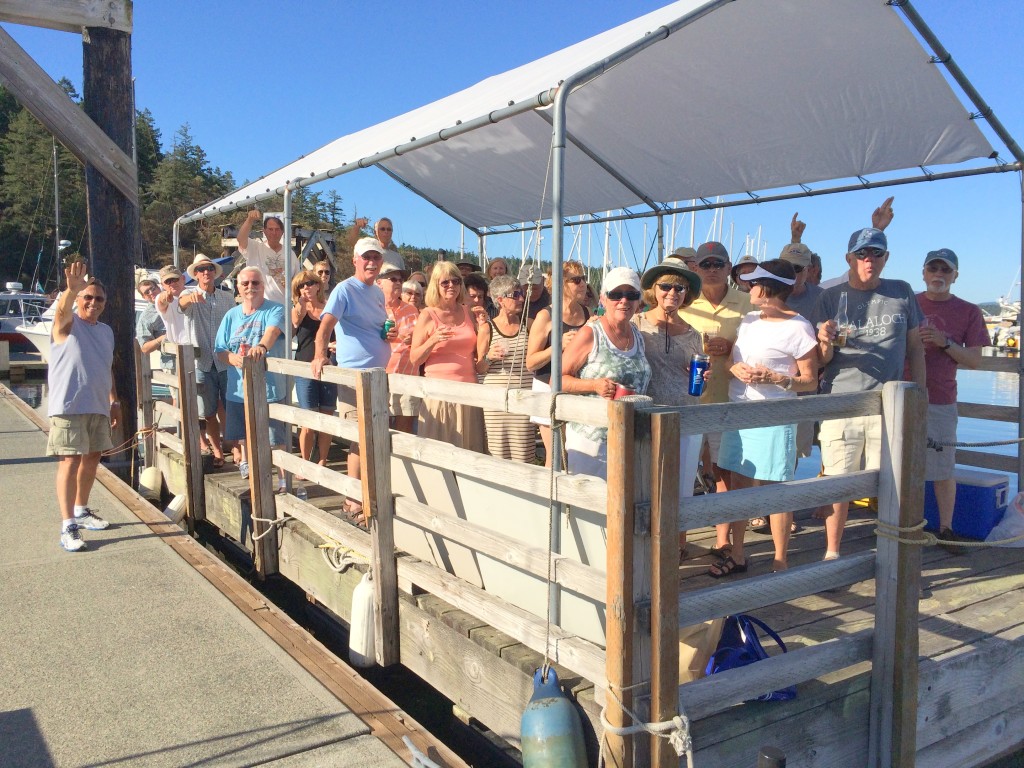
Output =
[{"x1": 688, "y1": 353, "x2": 710, "y2": 397}]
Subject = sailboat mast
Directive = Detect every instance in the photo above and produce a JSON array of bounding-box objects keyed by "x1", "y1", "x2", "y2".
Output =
[{"x1": 52, "y1": 138, "x2": 61, "y2": 272}]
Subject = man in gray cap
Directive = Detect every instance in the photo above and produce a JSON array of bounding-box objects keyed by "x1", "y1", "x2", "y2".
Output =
[
  {"x1": 811, "y1": 226, "x2": 925, "y2": 560},
  {"x1": 780, "y1": 243, "x2": 821, "y2": 321},
  {"x1": 670, "y1": 246, "x2": 699, "y2": 271},
  {"x1": 916, "y1": 248, "x2": 989, "y2": 554}
]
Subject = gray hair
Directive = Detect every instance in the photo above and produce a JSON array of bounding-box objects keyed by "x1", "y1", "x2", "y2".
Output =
[
  {"x1": 489, "y1": 275, "x2": 519, "y2": 298},
  {"x1": 238, "y1": 266, "x2": 264, "y2": 282},
  {"x1": 402, "y1": 280, "x2": 423, "y2": 294}
]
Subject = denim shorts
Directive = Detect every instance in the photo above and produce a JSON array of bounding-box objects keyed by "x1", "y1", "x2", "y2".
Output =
[
  {"x1": 294, "y1": 376, "x2": 338, "y2": 412},
  {"x1": 195, "y1": 367, "x2": 229, "y2": 418},
  {"x1": 224, "y1": 399, "x2": 289, "y2": 447}
]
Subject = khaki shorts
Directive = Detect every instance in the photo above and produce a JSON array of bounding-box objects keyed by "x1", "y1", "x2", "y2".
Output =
[
  {"x1": 389, "y1": 392, "x2": 421, "y2": 418},
  {"x1": 47, "y1": 413, "x2": 112, "y2": 456},
  {"x1": 925, "y1": 403, "x2": 957, "y2": 482},
  {"x1": 337, "y1": 385, "x2": 358, "y2": 420},
  {"x1": 819, "y1": 415, "x2": 882, "y2": 476}
]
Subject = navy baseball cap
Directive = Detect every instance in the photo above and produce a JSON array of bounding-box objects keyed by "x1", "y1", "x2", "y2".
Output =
[
  {"x1": 924, "y1": 248, "x2": 958, "y2": 269},
  {"x1": 847, "y1": 228, "x2": 888, "y2": 253}
]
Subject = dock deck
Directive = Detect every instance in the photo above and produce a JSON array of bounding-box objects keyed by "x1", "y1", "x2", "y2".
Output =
[{"x1": 0, "y1": 387, "x2": 466, "y2": 768}]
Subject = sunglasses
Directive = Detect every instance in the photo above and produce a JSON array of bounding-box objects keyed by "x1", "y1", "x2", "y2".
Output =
[
  {"x1": 503, "y1": 290, "x2": 526, "y2": 299},
  {"x1": 382, "y1": 275, "x2": 404, "y2": 283},
  {"x1": 698, "y1": 260, "x2": 726, "y2": 270},
  {"x1": 315, "y1": 270, "x2": 331, "y2": 275},
  {"x1": 439, "y1": 278, "x2": 463, "y2": 288},
  {"x1": 239, "y1": 280, "x2": 262, "y2": 287},
  {"x1": 607, "y1": 289, "x2": 641, "y2": 301},
  {"x1": 377, "y1": 226, "x2": 393, "y2": 231},
  {"x1": 656, "y1": 283, "x2": 687, "y2": 294},
  {"x1": 565, "y1": 275, "x2": 587, "y2": 285},
  {"x1": 193, "y1": 264, "x2": 217, "y2": 273},
  {"x1": 854, "y1": 248, "x2": 886, "y2": 259},
  {"x1": 79, "y1": 294, "x2": 106, "y2": 303},
  {"x1": 926, "y1": 263, "x2": 954, "y2": 274},
  {"x1": 141, "y1": 286, "x2": 159, "y2": 295},
  {"x1": 299, "y1": 280, "x2": 319, "y2": 289},
  {"x1": 162, "y1": 277, "x2": 181, "y2": 285},
  {"x1": 358, "y1": 252, "x2": 383, "y2": 260}
]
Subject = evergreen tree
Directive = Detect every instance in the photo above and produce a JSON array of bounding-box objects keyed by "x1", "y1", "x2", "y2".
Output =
[{"x1": 135, "y1": 108, "x2": 162, "y2": 191}]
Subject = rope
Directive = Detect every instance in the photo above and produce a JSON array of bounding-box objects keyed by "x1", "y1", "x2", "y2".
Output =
[
  {"x1": 251, "y1": 514, "x2": 291, "y2": 541},
  {"x1": 319, "y1": 543, "x2": 363, "y2": 573},
  {"x1": 597, "y1": 682, "x2": 695, "y2": 768},
  {"x1": 928, "y1": 436, "x2": 1024, "y2": 449},
  {"x1": 874, "y1": 518, "x2": 1024, "y2": 548}
]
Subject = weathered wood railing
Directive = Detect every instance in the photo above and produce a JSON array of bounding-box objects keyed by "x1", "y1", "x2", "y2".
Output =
[{"x1": 957, "y1": 356, "x2": 1020, "y2": 481}]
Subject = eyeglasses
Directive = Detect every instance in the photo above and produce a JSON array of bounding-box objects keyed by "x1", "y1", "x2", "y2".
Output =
[
  {"x1": 698, "y1": 260, "x2": 726, "y2": 270},
  {"x1": 854, "y1": 248, "x2": 885, "y2": 259},
  {"x1": 439, "y1": 278, "x2": 462, "y2": 288},
  {"x1": 358, "y1": 252, "x2": 383, "y2": 260},
  {"x1": 315, "y1": 270, "x2": 331, "y2": 276},
  {"x1": 162, "y1": 277, "x2": 181, "y2": 285},
  {"x1": 239, "y1": 280, "x2": 262, "y2": 287},
  {"x1": 926, "y1": 263, "x2": 954, "y2": 274},
  {"x1": 193, "y1": 264, "x2": 216, "y2": 273},
  {"x1": 606, "y1": 289, "x2": 641, "y2": 301},
  {"x1": 565, "y1": 275, "x2": 586, "y2": 285},
  {"x1": 79, "y1": 294, "x2": 106, "y2": 303},
  {"x1": 141, "y1": 286, "x2": 159, "y2": 296},
  {"x1": 377, "y1": 226, "x2": 393, "y2": 231},
  {"x1": 299, "y1": 280, "x2": 318, "y2": 289},
  {"x1": 402, "y1": 289, "x2": 422, "y2": 295},
  {"x1": 656, "y1": 283, "x2": 687, "y2": 294},
  {"x1": 504, "y1": 290, "x2": 526, "y2": 299}
]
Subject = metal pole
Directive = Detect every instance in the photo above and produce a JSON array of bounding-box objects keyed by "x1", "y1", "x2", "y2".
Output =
[
  {"x1": 283, "y1": 184, "x2": 294, "y2": 359},
  {"x1": 656, "y1": 213, "x2": 664, "y2": 262},
  {"x1": 52, "y1": 138, "x2": 61, "y2": 269},
  {"x1": 1018, "y1": 172, "x2": 1023, "y2": 493},
  {"x1": 172, "y1": 217, "x2": 181, "y2": 268}
]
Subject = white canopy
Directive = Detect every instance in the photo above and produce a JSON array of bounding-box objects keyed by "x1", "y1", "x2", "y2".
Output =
[{"x1": 192, "y1": 0, "x2": 993, "y2": 229}]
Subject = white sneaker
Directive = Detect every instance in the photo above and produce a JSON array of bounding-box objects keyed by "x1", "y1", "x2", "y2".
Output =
[
  {"x1": 239, "y1": 461, "x2": 250, "y2": 480},
  {"x1": 75, "y1": 508, "x2": 110, "y2": 530},
  {"x1": 61, "y1": 523, "x2": 86, "y2": 552}
]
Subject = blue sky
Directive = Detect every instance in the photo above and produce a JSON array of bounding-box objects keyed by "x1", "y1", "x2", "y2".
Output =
[{"x1": 4, "y1": 1, "x2": 1023, "y2": 303}]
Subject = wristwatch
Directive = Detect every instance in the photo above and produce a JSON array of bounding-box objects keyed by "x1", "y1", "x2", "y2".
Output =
[{"x1": 941, "y1": 340, "x2": 952, "y2": 350}]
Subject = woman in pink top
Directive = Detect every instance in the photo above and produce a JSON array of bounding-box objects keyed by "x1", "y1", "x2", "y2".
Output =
[{"x1": 410, "y1": 261, "x2": 488, "y2": 451}]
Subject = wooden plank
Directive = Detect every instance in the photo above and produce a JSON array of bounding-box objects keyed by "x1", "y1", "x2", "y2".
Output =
[
  {"x1": 649, "y1": 391, "x2": 881, "y2": 436},
  {"x1": 604, "y1": 399, "x2": 635, "y2": 768},
  {"x1": 0, "y1": 28, "x2": 138, "y2": 204},
  {"x1": 505, "y1": 386, "x2": 609, "y2": 427},
  {"x1": 678, "y1": 553, "x2": 877, "y2": 626},
  {"x1": 276, "y1": 493, "x2": 369, "y2": 554},
  {"x1": 681, "y1": 471, "x2": 879, "y2": 530},
  {"x1": 269, "y1": 401, "x2": 359, "y2": 441},
  {"x1": 957, "y1": 401, "x2": 1018, "y2": 423},
  {"x1": 243, "y1": 356, "x2": 278, "y2": 576},
  {"x1": 974, "y1": 355, "x2": 1022, "y2": 374},
  {"x1": 397, "y1": 555, "x2": 606, "y2": 686},
  {"x1": 175, "y1": 344, "x2": 204, "y2": 527},
  {"x1": 394, "y1": 496, "x2": 606, "y2": 602},
  {"x1": 266, "y1": 356, "x2": 358, "y2": 387},
  {"x1": 153, "y1": 400, "x2": 180, "y2": 421},
  {"x1": 915, "y1": 701, "x2": 1024, "y2": 768},
  {"x1": 154, "y1": 430, "x2": 183, "y2": 458},
  {"x1": 151, "y1": 370, "x2": 179, "y2": 389},
  {"x1": 0, "y1": 0, "x2": 132, "y2": 33},
  {"x1": 679, "y1": 631, "x2": 873, "y2": 721},
  {"x1": 390, "y1": 430, "x2": 607, "y2": 513},
  {"x1": 649, "y1": 412, "x2": 680, "y2": 768},
  {"x1": 357, "y1": 368, "x2": 400, "y2": 667},
  {"x1": 273, "y1": 450, "x2": 361, "y2": 500},
  {"x1": 869, "y1": 382, "x2": 926, "y2": 767},
  {"x1": 954, "y1": 449, "x2": 1018, "y2": 473}
]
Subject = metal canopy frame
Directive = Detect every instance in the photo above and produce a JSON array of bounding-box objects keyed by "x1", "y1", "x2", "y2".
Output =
[{"x1": 175, "y1": 0, "x2": 1024, "y2": 559}]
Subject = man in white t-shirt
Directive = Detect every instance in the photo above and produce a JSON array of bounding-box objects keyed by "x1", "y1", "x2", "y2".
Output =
[
  {"x1": 155, "y1": 264, "x2": 190, "y2": 345},
  {"x1": 237, "y1": 210, "x2": 300, "y2": 304}
]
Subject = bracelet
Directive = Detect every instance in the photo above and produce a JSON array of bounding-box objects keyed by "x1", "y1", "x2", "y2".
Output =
[
  {"x1": 256, "y1": 343, "x2": 268, "y2": 352},
  {"x1": 110, "y1": 401, "x2": 120, "y2": 407}
]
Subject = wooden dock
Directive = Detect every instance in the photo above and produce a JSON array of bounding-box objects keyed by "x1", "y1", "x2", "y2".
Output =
[{"x1": 0, "y1": 382, "x2": 468, "y2": 768}]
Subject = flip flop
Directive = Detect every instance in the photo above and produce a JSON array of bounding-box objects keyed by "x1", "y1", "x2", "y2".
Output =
[
  {"x1": 212, "y1": 456, "x2": 225, "y2": 469},
  {"x1": 707, "y1": 555, "x2": 749, "y2": 579},
  {"x1": 708, "y1": 544, "x2": 732, "y2": 559},
  {"x1": 748, "y1": 517, "x2": 770, "y2": 533}
]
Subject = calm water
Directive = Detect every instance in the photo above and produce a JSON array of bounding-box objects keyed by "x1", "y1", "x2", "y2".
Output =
[{"x1": 7, "y1": 367, "x2": 1022, "y2": 494}]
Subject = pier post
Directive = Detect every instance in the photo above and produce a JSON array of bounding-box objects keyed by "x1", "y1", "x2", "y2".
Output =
[
  {"x1": 243, "y1": 356, "x2": 279, "y2": 576},
  {"x1": 649, "y1": 411, "x2": 680, "y2": 768},
  {"x1": 869, "y1": 382, "x2": 926, "y2": 767},
  {"x1": 176, "y1": 344, "x2": 204, "y2": 531},
  {"x1": 604, "y1": 400, "x2": 654, "y2": 767},
  {"x1": 135, "y1": 341, "x2": 156, "y2": 469},
  {"x1": 356, "y1": 367, "x2": 399, "y2": 666}
]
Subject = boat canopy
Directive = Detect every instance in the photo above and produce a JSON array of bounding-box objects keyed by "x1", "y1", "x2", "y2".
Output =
[{"x1": 187, "y1": 0, "x2": 996, "y2": 230}]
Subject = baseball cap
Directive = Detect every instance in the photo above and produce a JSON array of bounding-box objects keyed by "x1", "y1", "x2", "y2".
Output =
[
  {"x1": 517, "y1": 263, "x2": 545, "y2": 286},
  {"x1": 601, "y1": 266, "x2": 642, "y2": 295},
  {"x1": 924, "y1": 248, "x2": 958, "y2": 270},
  {"x1": 378, "y1": 262, "x2": 409, "y2": 280},
  {"x1": 848, "y1": 228, "x2": 887, "y2": 253},
  {"x1": 159, "y1": 265, "x2": 183, "y2": 280},
  {"x1": 779, "y1": 243, "x2": 812, "y2": 268},
  {"x1": 354, "y1": 237, "x2": 384, "y2": 258},
  {"x1": 669, "y1": 246, "x2": 698, "y2": 262},
  {"x1": 696, "y1": 241, "x2": 729, "y2": 263}
]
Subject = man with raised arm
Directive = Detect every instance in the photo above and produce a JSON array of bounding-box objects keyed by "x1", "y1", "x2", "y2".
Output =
[
  {"x1": 237, "y1": 209, "x2": 300, "y2": 304},
  {"x1": 812, "y1": 223, "x2": 925, "y2": 560},
  {"x1": 915, "y1": 248, "x2": 989, "y2": 554},
  {"x1": 47, "y1": 261, "x2": 119, "y2": 552}
]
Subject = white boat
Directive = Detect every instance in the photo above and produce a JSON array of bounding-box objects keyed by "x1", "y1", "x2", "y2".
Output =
[
  {"x1": 17, "y1": 296, "x2": 153, "y2": 363},
  {"x1": 0, "y1": 283, "x2": 52, "y2": 347}
]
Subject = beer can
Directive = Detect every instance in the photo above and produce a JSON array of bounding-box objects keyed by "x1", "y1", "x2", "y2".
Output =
[
  {"x1": 612, "y1": 383, "x2": 634, "y2": 400},
  {"x1": 238, "y1": 342, "x2": 250, "y2": 357},
  {"x1": 688, "y1": 353, "x2": 710, "y2": 397},
  {"x1": 381, "y1": 318, "x2": 395, "y2": 340}
]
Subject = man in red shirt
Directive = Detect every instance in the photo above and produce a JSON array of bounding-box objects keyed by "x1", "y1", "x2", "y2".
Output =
[{"x1": 916, "y1": 248, "x2": 990, "y2": 553}]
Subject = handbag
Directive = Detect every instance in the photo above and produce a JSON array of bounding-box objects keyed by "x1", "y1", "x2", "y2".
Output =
[{"x1": 705, "y1": 614, "x2": 797, "y2": 701}]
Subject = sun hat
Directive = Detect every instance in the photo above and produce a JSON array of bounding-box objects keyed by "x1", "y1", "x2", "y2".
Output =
[
  {"x1": 740, "y1": 263, "x2": 796, "y2": 286},
  {"x1": 640, "y1": 259, "x2": 702, "y2": 306},
  {"x1": 779, "y1": 243, "x2": 812, "y2": 268},
  {"x1": 601, "y1": 266, "x2": 642, "y2": 295},
  {"x1": 924, "y1": 248, "x2": 958, "y2": 269},
  {"x1": 848, "y1": 228, "x2": 887, "y2": 253},
  {"x1": 456, "y1": 259, "x2": 482, "y2": 273},
  {"x1": 354, "y1": 237, "x2": 385, "y2": 258},
  {"x1": 186, "y1": 253, "x2": 223, "y2": 280}
]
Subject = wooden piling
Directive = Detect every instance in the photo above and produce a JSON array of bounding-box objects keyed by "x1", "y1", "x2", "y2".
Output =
[
  {"x1": 243, "y1": 356, "x2": 279, "y2": 576},
  {"x1": 649, "y1": 411, "x2": 680, "y2": 768},
  {"x1": 869, "y1": 381, "x2": 926, "y2": 767},
  {"x1": 176, "y1": 344, "x2": 204, "y2": 530},
  {"x1": 135, "y1": 341, "x2": 156, "y2": 469},
  {"x1": 0, "y1": 340, "x2": 9, "y2": 374},
  {"x1": 356, "y1": 367, "x2": 399, "y2": 666}
]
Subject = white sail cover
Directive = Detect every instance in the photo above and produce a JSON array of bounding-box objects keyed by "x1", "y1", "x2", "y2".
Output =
[{"x1": 196, "y1": 0, "x2": 993, "y2": 228}]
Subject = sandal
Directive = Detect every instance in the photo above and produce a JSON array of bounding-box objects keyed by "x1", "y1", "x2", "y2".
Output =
[
  {"x1": 708, "y1": 544, "x2": 732, "y2": 559},
  {"x1": 790, "y1": 521, "x2": 801, "y2": 534},
  {"x1": 212, "y1": 456, "x2": 225, "y2": 469},
  {"x1": 343, "y1": 499, "x2": 367, "y2": 527},
  {"x1": 748, "y1": 517, "x2": 770, "y2": 533},
  {"x1": 707, "y1": 555, "x2": 749, "y2": 579},
  {"x1": 678, "y1": 544, "x2": 689, "y2": 564}
]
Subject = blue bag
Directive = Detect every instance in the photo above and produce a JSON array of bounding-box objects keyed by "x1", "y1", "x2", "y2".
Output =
[{"x1": 705, "y1": 614, "x2": 797, "y2": 702}]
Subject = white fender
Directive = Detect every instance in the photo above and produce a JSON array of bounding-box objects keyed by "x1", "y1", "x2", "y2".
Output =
[
  {"x1": 138, "y1": 466, "x2": 163, "y2": 501},
  {"x1": 163, "y1": 494, "x2": 187, "y2": 524},
  {"x1": 348, "y1": 570, "x2": 376, "y2": 668}
]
